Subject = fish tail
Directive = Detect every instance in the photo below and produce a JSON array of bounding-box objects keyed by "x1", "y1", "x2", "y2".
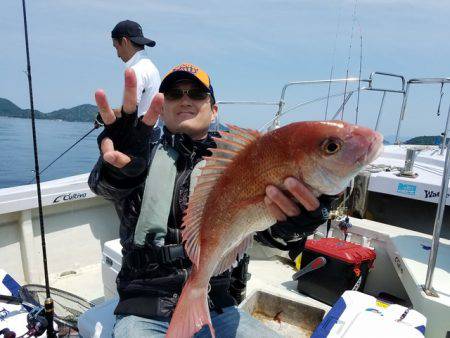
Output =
[{"x1": 166, "y1": 277, "x2": 214, "y2": 338}]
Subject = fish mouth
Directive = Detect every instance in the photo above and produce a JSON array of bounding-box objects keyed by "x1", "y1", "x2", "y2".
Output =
[{"x1": 354, "y1": 133, "x2": 383, "y2": 166}]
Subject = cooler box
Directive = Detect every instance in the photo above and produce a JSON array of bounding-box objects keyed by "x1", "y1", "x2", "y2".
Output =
[
  {"x1": 101, "y1": 239, "x2": 123, "y2": 299},
  {"x1": 297, "y1": 238, "x2": 375, "y2": 305},
  {"x1": 312, "y1": 291, "x2": 426, "y2": 337},
  {"x1": 79, "y1": 240, "x2": 123, "y2": 337}
]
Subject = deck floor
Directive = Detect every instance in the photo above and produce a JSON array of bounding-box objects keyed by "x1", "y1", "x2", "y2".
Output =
[{"x1": 50, "y1": 263, "x2": 104, "y2": 304}]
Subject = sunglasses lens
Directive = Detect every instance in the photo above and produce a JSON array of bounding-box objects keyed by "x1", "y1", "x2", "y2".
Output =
[
  {"x1": 187, "y1": 89, "x2": 209, "y2": 100},
  {"x1": 165, "y1": 89, "x2": 184, "y2": 100},
  {"x1": 165, "y1": 88, "x2": 210, "y2": 101}
]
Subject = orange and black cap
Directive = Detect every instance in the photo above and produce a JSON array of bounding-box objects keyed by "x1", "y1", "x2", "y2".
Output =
[{"x1": 159, "y1": 63, "x2": 215, "y2": 102}]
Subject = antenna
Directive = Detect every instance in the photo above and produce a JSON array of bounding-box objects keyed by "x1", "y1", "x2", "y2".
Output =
[{"x1": 20, "y1": 1, "x2": 56, "y2": 336}]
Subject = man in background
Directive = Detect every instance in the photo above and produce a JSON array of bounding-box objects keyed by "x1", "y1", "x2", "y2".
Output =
[{"x1": 111, "y1": 20, "x2": 161, "y2": 116}]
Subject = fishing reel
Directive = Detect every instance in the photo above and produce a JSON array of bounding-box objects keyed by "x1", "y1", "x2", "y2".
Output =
[
  {"x1": 94, "y1": 113, "x2": 105, "y2": 129},
  {"x1": 25, "y1": 306, "x2": 48, "y2": 337},
  {"x1": 338, "y1": 216, "x2": 353, "y2": 240},
  {"x1": 0, "y1": 328, "x2": 16, "y2": 338}
]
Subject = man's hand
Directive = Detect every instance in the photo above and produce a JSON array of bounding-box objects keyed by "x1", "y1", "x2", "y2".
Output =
[
  {"x1": 260, "y1": 177, "x2": 338, "y2": 256},
  {"x1": 94, "y1": 68, "x2": 163, "y2": 174},
  {"x1": 264, "y1": 177, "x2": 320, "y2": 221}
]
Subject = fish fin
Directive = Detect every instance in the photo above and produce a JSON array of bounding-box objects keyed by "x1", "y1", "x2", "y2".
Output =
[
  {"x1": 200, "y1": 165, "x2": 228, "y2": 175},
  {"x1": 212, "y1": 135, "x2": 247, "y2": 152},
  {"x1": 166, "y1": 276, "x2": 214, "y2": 338},
  {"x1": 219, "y1": 129, "x2": 255, "y2": 146},
  {"x1": 209, "y1": 148, "x2": 240, "y2": 160},
  {"x1": 226, "y1": 124, "x2": 261, "y2": 141},
  {"x1": 213, "y1": 235, "x2": 253, "y2": 276},
  {"x1": 182, "y1": 178, "x2": 217, "y2": 267},
  {"x1": 182, "y1": 128, "x2": 257, "y2": 267},
  {"x1": 213, "y1": 125, "x2": 261, "y2": 153}
]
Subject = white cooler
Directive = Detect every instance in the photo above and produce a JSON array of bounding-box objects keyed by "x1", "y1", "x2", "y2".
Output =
[
  {"x1": 78, "y1": 239, "x2": 123, "y2": 337},
  {"x1": 312, "y1": 291, "x2": 426, "y2": 338},
  {"x1": 101, "y1": 239, "x2": 123, "y2": 299}
]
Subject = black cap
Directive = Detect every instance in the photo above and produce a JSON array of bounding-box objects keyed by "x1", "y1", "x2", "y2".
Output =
[{"x1": 111, "y1": 20, "x2": 156, "y2": 47}]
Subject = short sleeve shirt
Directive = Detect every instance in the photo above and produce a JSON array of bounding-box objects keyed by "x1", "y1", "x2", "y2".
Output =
[{"x1": 125, "y1": 50, "x2": 161, "y2": 117}]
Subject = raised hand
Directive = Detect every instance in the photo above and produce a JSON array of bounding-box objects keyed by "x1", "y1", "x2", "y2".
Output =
[{"x1": 95, "y1": 68, "x2": 163, "y2": 176}]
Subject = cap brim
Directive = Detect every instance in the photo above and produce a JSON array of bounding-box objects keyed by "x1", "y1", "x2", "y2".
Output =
[
  {"x1": 159, "y1": 71, "x2": 209, "y2": 93},
  {"x1": 129, "y1": 36, "x2": 156, "y2": 47}
]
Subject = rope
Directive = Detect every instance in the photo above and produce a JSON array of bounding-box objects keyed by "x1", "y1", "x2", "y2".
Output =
[{"x1": 28, "y1": 125, "x2": 100, "y2": 184}]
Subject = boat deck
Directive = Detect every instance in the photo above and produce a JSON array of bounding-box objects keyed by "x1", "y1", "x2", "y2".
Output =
[{"x1": 369, "y1": 145, "x2": 450, "y2": 205}]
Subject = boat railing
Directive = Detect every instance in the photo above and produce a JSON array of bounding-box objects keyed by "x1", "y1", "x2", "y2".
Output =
[
  {"x1": 367, "y1": 72, "x2": 406, "y2": 131},
  {"x1": 218, "y1": 71, "x2": 407, "y2": 133},
  {"x1": 367, "y1": 71, "x2": 406, "y2": 92},
  {"x1": 395, "y1": 77, "x2": 450, "y2": 151},
  {"x1": 216, "y1": 74, "x2": 450, "y2": 154}
]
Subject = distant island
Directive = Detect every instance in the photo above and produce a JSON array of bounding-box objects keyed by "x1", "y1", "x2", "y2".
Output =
[
  {"x1": 0, "y1": 97, "x2": 97, "y2": 122},
  {"x1": 404, "y1": 135, "x2": 447, "y2": 146}
]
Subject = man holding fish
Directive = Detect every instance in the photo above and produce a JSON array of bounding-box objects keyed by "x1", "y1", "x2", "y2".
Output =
[{"x1": 89, "y1": 63, "x2": 382, "y2": 337}]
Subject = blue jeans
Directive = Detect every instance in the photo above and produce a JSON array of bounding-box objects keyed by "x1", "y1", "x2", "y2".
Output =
[{"x1": 113, "y1": 306, "x2": 282, "y2": 338}]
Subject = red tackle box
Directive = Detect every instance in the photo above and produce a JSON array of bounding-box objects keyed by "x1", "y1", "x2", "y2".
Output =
[{"x1": 296, "y1": 238, "x2": 376, "y2": 305}]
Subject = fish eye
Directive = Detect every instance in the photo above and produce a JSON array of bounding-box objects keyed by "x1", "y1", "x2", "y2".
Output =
[{"x1": 322, "y1": 139, "x2": 342, "y2": 155}]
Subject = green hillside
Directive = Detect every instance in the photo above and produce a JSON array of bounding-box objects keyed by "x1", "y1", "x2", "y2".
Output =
[
  {"x1": 404, "y1": 135, "x2": 447, "y2": 145},
  {"x1": 0, "y1": 98, "x2": 97, "y2": 122}
]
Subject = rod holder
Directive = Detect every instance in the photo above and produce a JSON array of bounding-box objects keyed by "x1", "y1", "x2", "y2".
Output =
[
  {"x1": 44, "y1": 298, "x2": 56, "y2": 338},
  {"x1": 398, "y1": 148, "x2": 420, "y2": 177}
]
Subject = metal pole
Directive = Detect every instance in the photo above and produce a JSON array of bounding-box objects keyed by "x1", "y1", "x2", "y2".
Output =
[
  {"x1": 375, "y1": 91, "x2": 387, "y2": 131},
  {"x1": 440, "y1": 103, "x2": 450, "y2": 155},
  {"x1": 332, "y1": 92, "x2": 354, "y2": 120},
  {"x1": 423, "y1": 140, "x2": 450, "y2": 295},
  {"x1": 395, "y1": 83, "x2": 411, "y2": 144},
  {"x1": 270, "y1": 100, "x2": 284, "y2": 131}
]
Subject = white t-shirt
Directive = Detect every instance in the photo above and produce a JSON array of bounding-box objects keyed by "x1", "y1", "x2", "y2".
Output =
[{"x1": 125, "y1": 50, "x2": 161, "y2": 117}]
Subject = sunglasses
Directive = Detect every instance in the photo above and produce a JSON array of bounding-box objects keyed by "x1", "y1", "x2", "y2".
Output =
[{"x1": 164, "y1": 88, "x2": 210, "y2": 101}]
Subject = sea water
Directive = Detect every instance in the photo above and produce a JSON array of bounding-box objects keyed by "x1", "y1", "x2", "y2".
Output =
[{"x1": 0, "y1": 116, "x2": 101, "y2": 189}]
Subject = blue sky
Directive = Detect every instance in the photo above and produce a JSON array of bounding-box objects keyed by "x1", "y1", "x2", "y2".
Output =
[{"x1": 1, "y1": 0, "x2": 450, "y2": 138}]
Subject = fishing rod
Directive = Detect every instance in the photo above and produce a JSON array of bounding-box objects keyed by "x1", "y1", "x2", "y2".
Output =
[
  {"x1": 28, "y1": 122, "x2": 101, "y2": 184},
  {"x1": 355, "y1": 22, "x2": 363, "y2": 125},
  {"x1": 325, "y1": 1, "x2": 342, "y2": 120},
  {"x1": 341, "y1": 0, "x2": 359, "y2": 120},
  {"x1": 21, "y1": 0, "x2": 56, "y2": 336}
]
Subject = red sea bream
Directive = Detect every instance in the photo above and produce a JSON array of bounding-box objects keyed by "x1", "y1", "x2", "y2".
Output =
[{"x1": 166, "y1": 121, "x2": 383, "y2": 338}]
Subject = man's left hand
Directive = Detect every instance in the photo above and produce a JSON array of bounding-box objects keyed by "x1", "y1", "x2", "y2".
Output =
[{"x1": 264, "y1": 177, "x2": 320, "y2": 221}]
